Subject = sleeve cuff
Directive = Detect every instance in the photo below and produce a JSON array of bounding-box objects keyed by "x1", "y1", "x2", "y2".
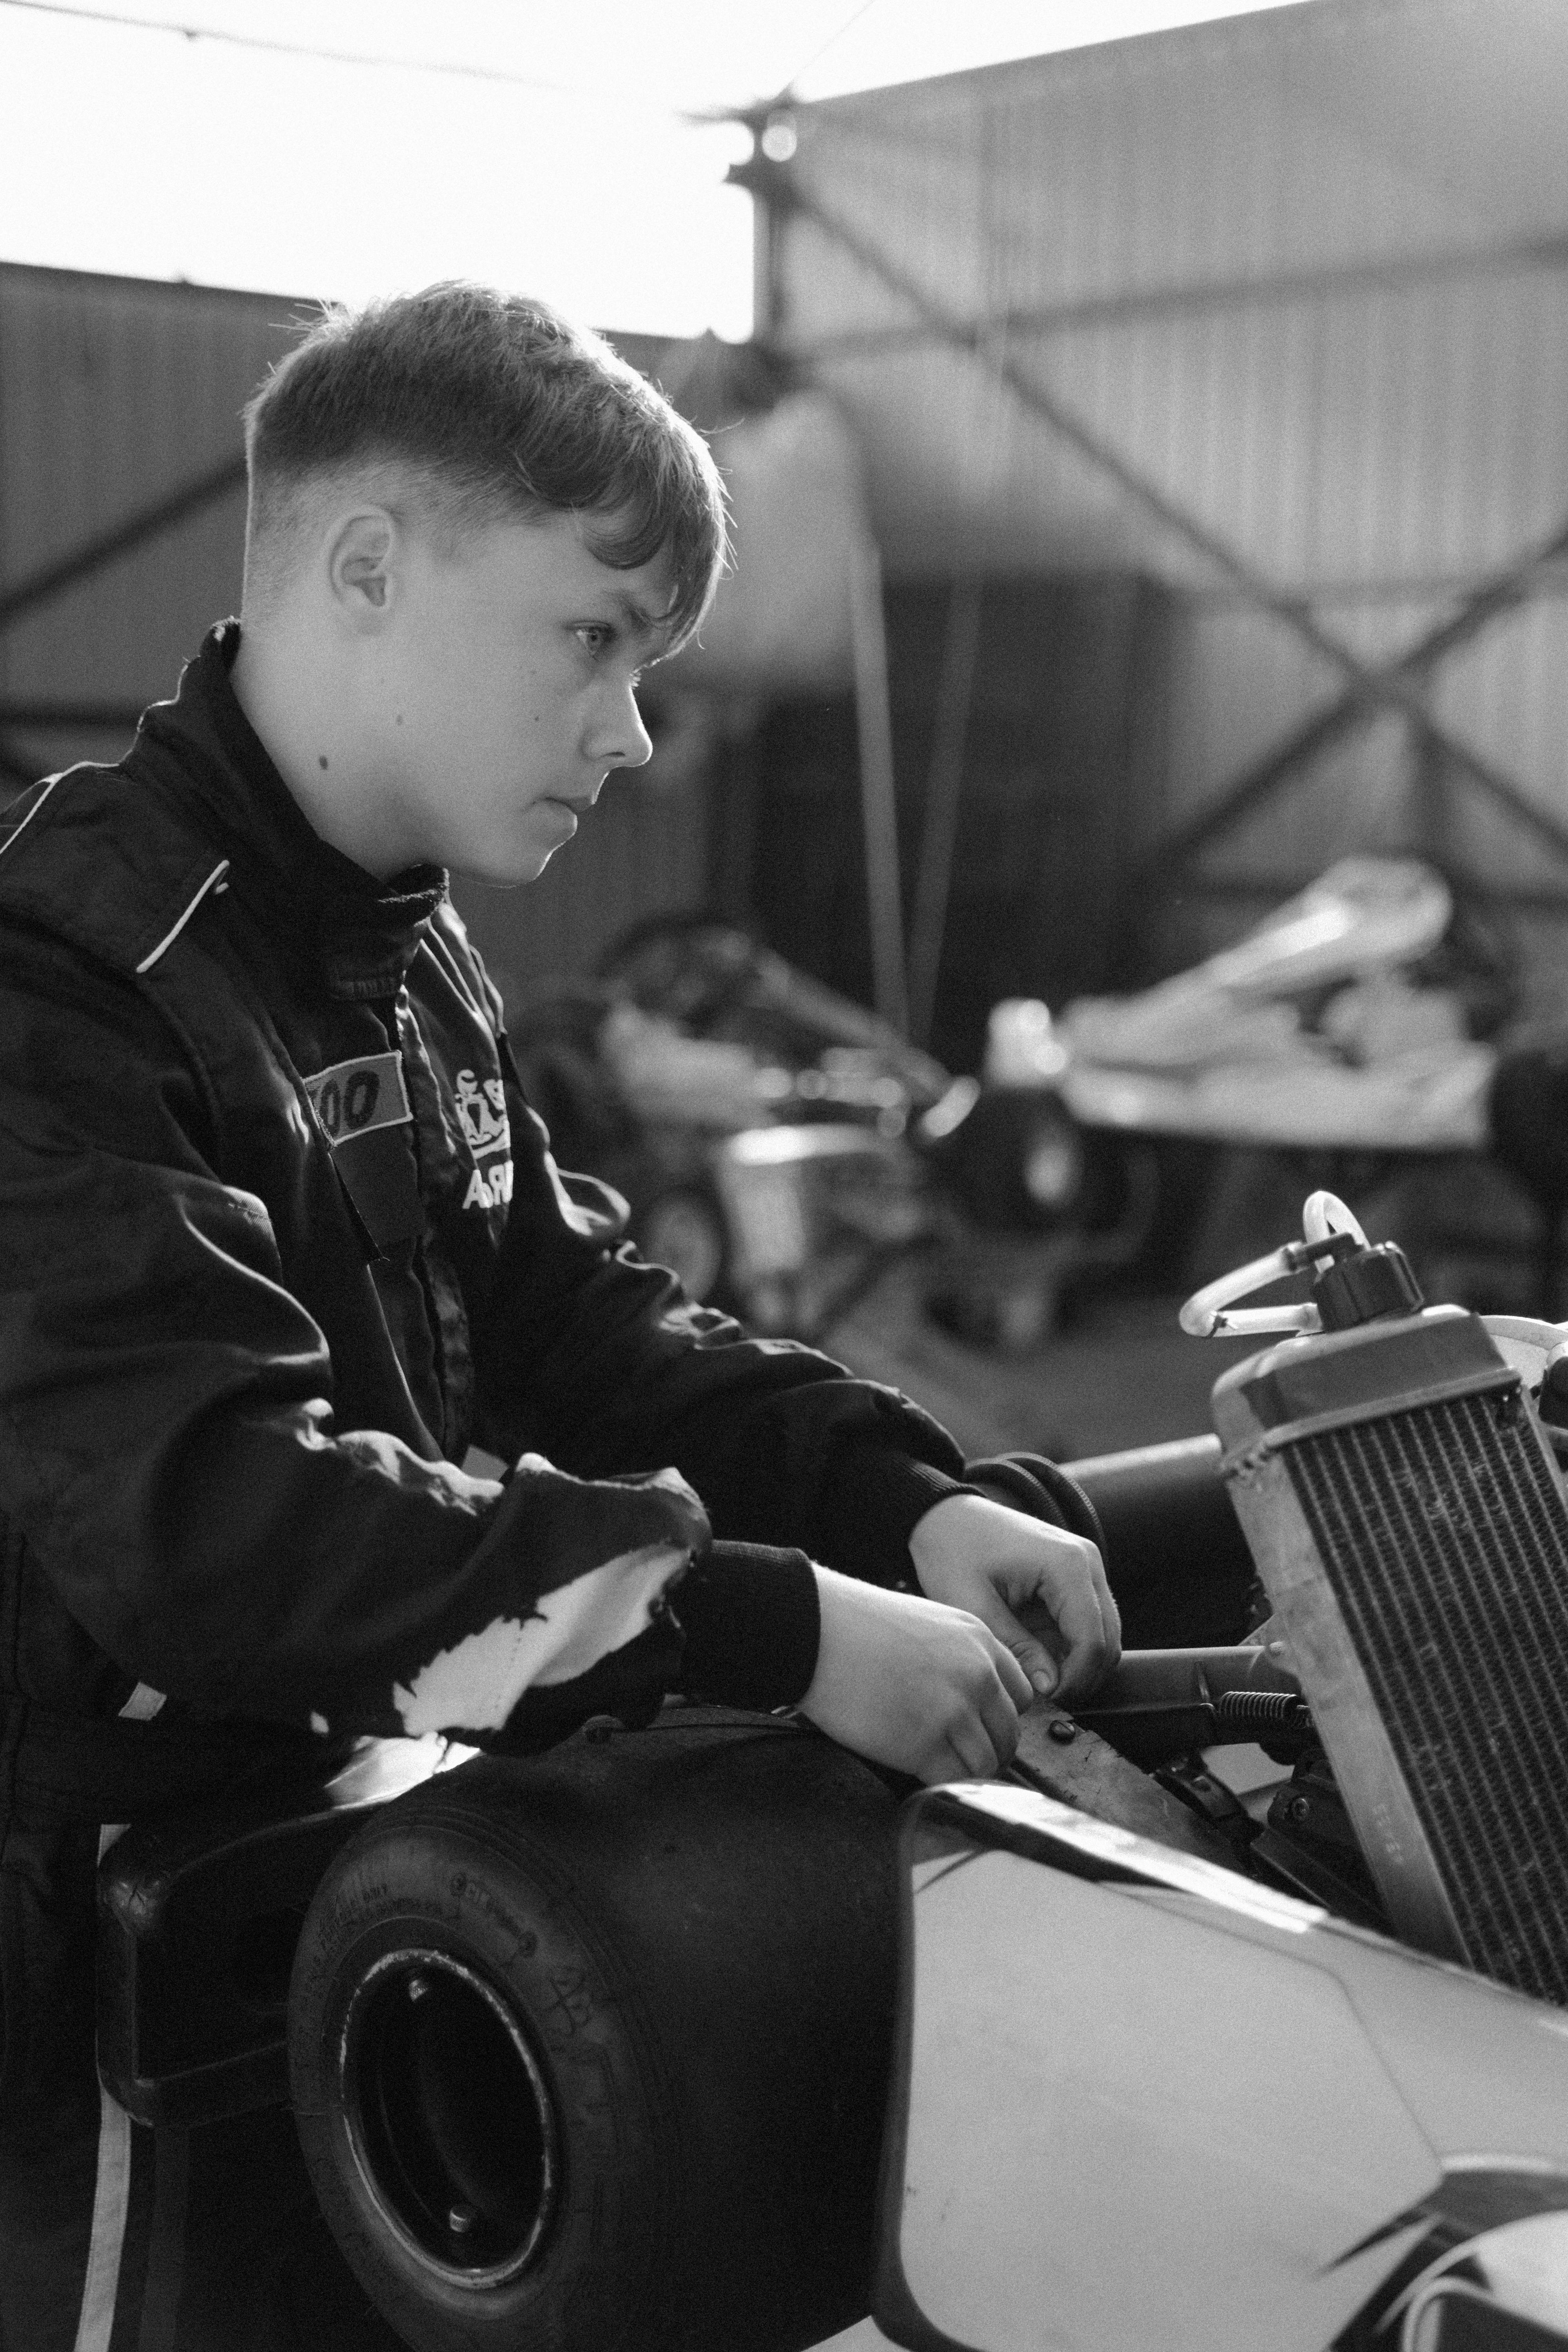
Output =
[
  {"x1": 962, "y1": 1452, "x2": 1107, "y2": 1553},
  {"x1": 812, "y1": 1445, "x2": 981, "y2": 1587},
  {"x1": 671, "y1": 1541, "x2": 822, "y2": 1711}
]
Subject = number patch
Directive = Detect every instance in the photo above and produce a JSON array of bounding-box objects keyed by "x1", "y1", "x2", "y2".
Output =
[{"x1": 303, "y1": 1051, "x2": 412, "y2": 1145}]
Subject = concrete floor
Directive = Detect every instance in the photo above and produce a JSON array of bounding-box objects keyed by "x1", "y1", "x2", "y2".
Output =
[
  {"x1": 826, "y1": 1137, "x2": 1555, "y2": 1467},
  {"x1": 828, "y1": 1260, "x2": 1263, "y2": 1468}
]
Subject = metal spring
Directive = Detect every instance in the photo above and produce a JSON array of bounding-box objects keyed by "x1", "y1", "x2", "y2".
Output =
[{"x1": 1214, "y1": 1689, "x2": 1312, "y2": 1735}]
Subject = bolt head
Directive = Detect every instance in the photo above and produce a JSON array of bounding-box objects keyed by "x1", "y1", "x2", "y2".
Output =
[{"x1": 1046, "y1": 1717, "x2": 1079, "y2": 1745}]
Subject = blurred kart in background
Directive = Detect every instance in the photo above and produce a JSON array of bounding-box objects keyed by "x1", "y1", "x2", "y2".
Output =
[
  {"x1": 508, "y1": 864, "x2": 1532, "y2": 1355},
  {"x1": 507, "y1": 916, "x2": 1125, "y2": 1345},
  {"x1": 1057, "y1": 856, "x2": 1515, "y2": 1155},
  {"x1": 1049, "y1": 854, "x2": 1568, "y2": 1322}
]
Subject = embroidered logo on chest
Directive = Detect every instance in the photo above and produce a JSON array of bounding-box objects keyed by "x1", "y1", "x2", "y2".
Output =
[
  {"x1": 454, "y1": 1069, "x2": 512, "y2": 1212},
  {"x1": 454, "y1": 1069, "x2": 510, "y2": 1158},
  {"x1": 303, "y1": 1051, "x2": 412, "y2": 1145}
]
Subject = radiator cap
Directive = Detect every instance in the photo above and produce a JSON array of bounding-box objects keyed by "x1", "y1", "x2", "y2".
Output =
[{"x1": 1311, "y1": 1239, "x2": 1424, "y2": 1331}]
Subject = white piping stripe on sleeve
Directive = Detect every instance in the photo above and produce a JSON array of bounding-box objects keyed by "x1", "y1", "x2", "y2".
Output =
[
  {"x1": 135, "y1": 859, "x2": 230, "y2": 974},
  {"x1": 0, "y1": 772, "x2": 61, "y2": 858},
  {"x1": 71, "y1": 1969, "x2": 133, "y2": 2352},
  {"x1": 118, "y1": 1681, "x2": 166, "y2": 1722},
  {"x1": 70, "y1": 1680, "x2": 169, "y2": 2348},
  {"x1": 73, "y1": 1823, "x2": 135, "y2": 2352}
]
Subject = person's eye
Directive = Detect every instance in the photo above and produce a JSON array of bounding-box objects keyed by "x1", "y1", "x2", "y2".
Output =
[{"x1": 574, "y1": 623, "x2": 614, "y2": 655}]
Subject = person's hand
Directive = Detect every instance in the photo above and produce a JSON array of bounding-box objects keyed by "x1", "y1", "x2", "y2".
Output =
[
  {"x1": 906, "y1": 1492, "x2": 1120, "y2": 1705},
  {"x1": 799, "y1": 1566, "x2": 1033, "y2": 1784}
]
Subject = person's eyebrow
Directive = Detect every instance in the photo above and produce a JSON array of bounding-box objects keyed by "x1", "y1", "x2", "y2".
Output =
[{"x1": 606, "y1": 586, "x2": 678, "y2": 640}]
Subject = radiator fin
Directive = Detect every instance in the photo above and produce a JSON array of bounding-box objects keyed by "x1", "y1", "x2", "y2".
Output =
[{"x1": 1285, "y1": 1394, "x2": 1568, "y2": 2005}]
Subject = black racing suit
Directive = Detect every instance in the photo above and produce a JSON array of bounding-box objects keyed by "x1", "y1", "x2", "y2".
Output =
[{"x1": 0, "y1": 625, "x2": 1038, "y2": 2349}]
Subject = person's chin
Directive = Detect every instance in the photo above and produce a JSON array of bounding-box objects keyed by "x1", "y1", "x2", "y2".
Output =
[
  {"x1": 456, "y1": 849, "x2": 556, "y2": 889},
  {"x1": 453, "y1": 821, "x2": 575, "y2": 890}
]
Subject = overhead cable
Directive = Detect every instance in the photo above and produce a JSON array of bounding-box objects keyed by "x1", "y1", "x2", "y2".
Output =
[
  {"x1": 0, "y1": 0, "x2": 893, "y2": 130},
  {"x1": 0, "y1": 0, "x2": 581, "y2": 92},
  {"x1": 771, "y1": 0, "x2": 883, "y2": 101}
]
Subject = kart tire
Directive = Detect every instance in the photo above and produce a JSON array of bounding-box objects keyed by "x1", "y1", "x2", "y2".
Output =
[
  {"x1": 288, "y1": 1711, "x2": 901, "y2": 2352},
  {"x1": 940, "y1": 1085, "x2": 1087, "y2": 1233},
  {"x1": 634, "y1": 1184, "x2": 730, "y2": 1305}
]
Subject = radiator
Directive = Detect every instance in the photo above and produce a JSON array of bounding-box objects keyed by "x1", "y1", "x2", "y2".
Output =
[{"x1": 1213, "y1": 1306, "x2": 1568, "y2": 2005}]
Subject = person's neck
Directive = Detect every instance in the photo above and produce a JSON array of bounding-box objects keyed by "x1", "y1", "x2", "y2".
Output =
[{"x1": 230, "y1": 619, "x2": 413, "y2": 880}]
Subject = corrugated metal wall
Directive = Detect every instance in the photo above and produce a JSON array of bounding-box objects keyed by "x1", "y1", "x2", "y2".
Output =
[
  {"x1": 0, "y1": 262, "x2": 288, "y2": 771},
  {"x1": 773, "y1": 0, "x2": 1568, "y2": 986},
  {"x1": 750, "y1": 576, "x2": 1174, "y2": 1069},
  {"x1": 0, "y1": 261, "x2": 713, "y2": 976}
]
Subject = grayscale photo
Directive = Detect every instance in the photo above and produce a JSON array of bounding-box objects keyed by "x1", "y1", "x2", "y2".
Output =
[{"x1": 2, "y1": 3, "x2": 1566, "y2": 2347}]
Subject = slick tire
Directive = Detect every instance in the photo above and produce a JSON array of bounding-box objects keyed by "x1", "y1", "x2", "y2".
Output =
[
  {"x1": 288, "y1": 1794, "x2": 670, "y2": 2352},
  {"x1": 633, "y1": 1185, "x2": 730, "y2": 1307},
  {"x1": 287, "y1": 1713, "x2": 901, "y2": 2352}
]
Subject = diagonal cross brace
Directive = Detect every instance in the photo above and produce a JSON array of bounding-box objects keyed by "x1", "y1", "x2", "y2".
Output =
[
  {"x1": 1149, "y1": 507, "x2": 1568, "y2": 873},
  {"x1": 0, "y1": 451, "x2": 247, "y2": 634},
  {"x1": 788, "y1": 227, "x2": 1568, "y2": 368},
  {"x1": 769, "y1": 167, "x2": 1568, "y2": 873}
]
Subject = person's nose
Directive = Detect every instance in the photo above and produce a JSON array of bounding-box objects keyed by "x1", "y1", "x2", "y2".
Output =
[{"x1": 587, "y1": 679, "x2": 653, "y2": 772}]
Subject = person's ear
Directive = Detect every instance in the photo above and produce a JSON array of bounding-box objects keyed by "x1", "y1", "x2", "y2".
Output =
[{"x1": 325, "y1": 508, "x2": 399, "y2": 629}]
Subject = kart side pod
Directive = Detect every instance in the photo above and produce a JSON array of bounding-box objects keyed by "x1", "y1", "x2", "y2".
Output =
[
  {"x1": 285, "y1": 1712, "x2": 903, "y2": 2352},
  {"x1": 876, "y1": 1785, "x2": 1568, "y2": 2352}
]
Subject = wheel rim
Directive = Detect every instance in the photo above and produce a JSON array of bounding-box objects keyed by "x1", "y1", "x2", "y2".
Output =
[
  {"x1": 1022, "y1": 1121, "x2": 1084, "y2": 1214},
  {"x1": 339, "y1": 1947, "x2": 559, "y2": 2288},
  {"x1": 640, "y1": 1191, "x2": 726, "y2": 1301}
]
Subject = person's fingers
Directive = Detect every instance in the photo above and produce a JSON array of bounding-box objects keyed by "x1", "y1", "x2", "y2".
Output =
[
  {"x1": 971, "y1": 1656, "x2": 1024, "y2": 1770},
  {"x1": 939, "y1": 1577, "x2": 1055, "y2": 1703},
  {"x1": 922, "y1": 1630, "x2": 1021, "y2": 1782},
  {"x1": 1080, "y1": 1541, "x2": 1123, "y2": 1666},
  {"x1": 979, "y1": 1618, "x2": 1035, "y2": 1711},
  {"x1": 1016, "y1": 1641, "x2": 1059, "y2": 1700},
  {"x1": 927, "y1": 1722, "x2": 999, "y2": 1784},
  {"x1": 1052, "y1": 1630, "x2": 1110, "y2": 1700},
  {"x1": 995, "y1": 1606, "x2": 1062, "y2": 1700},
  {"x1": 1027, "y1": 1544, "x2": 1115, "y2": 1700}
]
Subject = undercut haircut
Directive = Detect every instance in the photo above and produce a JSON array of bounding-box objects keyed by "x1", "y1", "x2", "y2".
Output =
[{"x1": 241, "y1": 283, "x2": 727, "y2": 651}]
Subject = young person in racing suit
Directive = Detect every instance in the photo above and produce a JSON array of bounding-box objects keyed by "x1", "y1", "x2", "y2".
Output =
[{"x1": 0, "y1": 285, "x2": 1120, "y2": 2351}]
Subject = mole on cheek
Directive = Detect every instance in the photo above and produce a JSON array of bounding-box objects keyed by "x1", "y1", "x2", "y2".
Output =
[
  {"x1": 318, "y1": 755, "x2": 329, "y2": 771},
  {"x1": 396, "y1": 713, "x2": 404, "y2": 726}
]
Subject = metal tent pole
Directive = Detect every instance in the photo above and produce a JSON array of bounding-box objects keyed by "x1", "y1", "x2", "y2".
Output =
[
  {"x1": 907, "y1": 575, "x2": 982, "y2": 1049},
  {"x1": 846, "y1": 525, "x2": 909, "y2": 1035}
]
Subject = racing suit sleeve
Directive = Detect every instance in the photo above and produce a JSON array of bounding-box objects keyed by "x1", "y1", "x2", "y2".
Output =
[
  {"x1": 463, "y1": 1044, "x2": 988, "y2": 1588},
  {"x1": 0, "y1": 938, "x2": 708, "y2": 1747}
]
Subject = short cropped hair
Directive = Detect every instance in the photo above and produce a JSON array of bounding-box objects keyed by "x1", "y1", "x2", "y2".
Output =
[{"x1": 241, "y1": 283, "x2": 727, "y2": 651}]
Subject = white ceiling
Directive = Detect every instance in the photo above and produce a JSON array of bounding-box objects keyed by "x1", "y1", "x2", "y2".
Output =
[{"x1": 0, "y1": 0, "x2": 1312, "y2": 336}]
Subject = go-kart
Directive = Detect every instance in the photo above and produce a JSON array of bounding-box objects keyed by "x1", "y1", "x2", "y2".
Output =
[
  {"x1": 97, "y1": 1196, "x2": 1568, "y2": 2352},
  {"x1": 506, "y1": 918, "x2": 1109, "y2": 1347},
  {"x1": 1057, "y1": 856, "x2": 1515, "y2": 1154}
]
